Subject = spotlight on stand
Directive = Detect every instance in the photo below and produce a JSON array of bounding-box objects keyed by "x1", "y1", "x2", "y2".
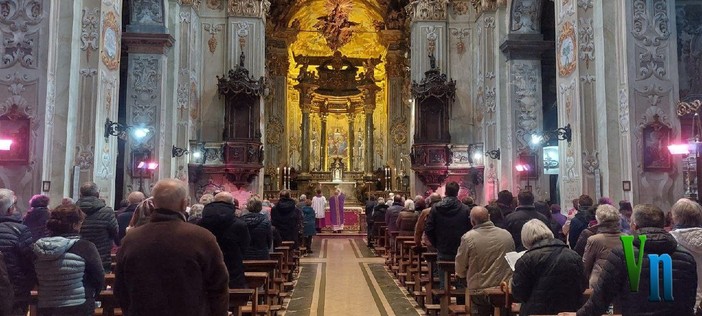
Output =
[
  {"x1": 172, "y1": 145, "x2": 189, "y2": 158},
  {"x1": 0, "y1": 139, "x2": 11, "y2": 151}
]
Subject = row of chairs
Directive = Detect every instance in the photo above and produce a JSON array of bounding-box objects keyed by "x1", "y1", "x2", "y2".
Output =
[
  {"x1": 27, "y1": 241, "x2": 302, "y2": 316},
  {"x1": 370, "y1": 222, "x2": 596, "y2": 316}
]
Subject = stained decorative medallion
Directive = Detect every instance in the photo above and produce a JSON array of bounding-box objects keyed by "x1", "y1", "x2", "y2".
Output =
[
  {"x1": 101, "y1": 11, "x2": 120, "y2": 70},
  {"x1": 557, "y1": 21, "x2": 577, "y2": 77},
  {"x1": 313, "y1": 0, "x2": 358, "y2": 51}
]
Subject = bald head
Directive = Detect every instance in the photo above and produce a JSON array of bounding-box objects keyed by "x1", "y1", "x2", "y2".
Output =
[
  {"x1": 151, "y1": 179, "x2": 188, "y2": 213},
  {"x1": 127, "y1": 191, "x2": 146, "y2": 205},
  {"x1": 214, "y1": 191, "x2": 234, "y2": 204},
  {"x1": 428, "y1": 193, "x2": 441, "y2": 206},
  {"x1": 470, "y1": 206, "x2": 490, "y2": 226}
]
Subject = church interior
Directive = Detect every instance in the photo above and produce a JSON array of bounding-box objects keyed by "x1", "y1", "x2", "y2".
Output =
[{"x1": 0, "y1": 0, "x2": 701, "y2": 315}]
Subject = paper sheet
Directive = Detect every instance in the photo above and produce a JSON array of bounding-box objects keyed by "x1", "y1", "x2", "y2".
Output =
[{"x1": 504, "y1": 251, "x2": 526, "y2": 271}]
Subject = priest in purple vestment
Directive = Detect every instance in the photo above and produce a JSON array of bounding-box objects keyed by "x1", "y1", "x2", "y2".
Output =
[{"x1": 329, "y1": 189, "x2": 345, "y2": 233}]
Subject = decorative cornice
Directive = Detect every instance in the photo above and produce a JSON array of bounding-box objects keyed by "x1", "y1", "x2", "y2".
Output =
[
  {"x1": 228, "y1": 0, "x2": 270, "y2": 20},
  {"x1": 500, "y1": 34, "x2": 554, "y2": 60},
  {"x1": 122, "y1": 32, "x2": 175, "y2": 54},
  {"x1": 405, "y1": 0, "x2": 449, "y2": 23}
]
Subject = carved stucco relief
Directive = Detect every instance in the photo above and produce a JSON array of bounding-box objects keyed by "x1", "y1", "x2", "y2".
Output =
[
  {"x1": 579, "y1": 18, "x2": 594, "y2": 69},
  {"x1": 511, "y1": 0, "x2": 542, "y2": 34},
  {"x1": 129, "y1": 56, "x2": 160, "y2": 149},
  {"x1": 131, "y1": 0, "x2": 164, "y2": 25},
  {"x1": 619, "y1": 87, "x2": 630, "y2": 133},
  {"x1": 512, "y1": 62, "x2": 540, "y2": 151},
  {"x1": 406, "y1": 0, "x2": 449, "y2": 22},
  {"x1": 203, "y1": 23, "x2": 224, "y2": 54},
  {"x1": 632, "y1": 0, "x2": 670, "y2": 81},
  {"x1": 0, "y1": 0, "x2": 44, "y2": 69},
  {"x1": 81, "y1": 8, "x2": 100, "y2": 52}
]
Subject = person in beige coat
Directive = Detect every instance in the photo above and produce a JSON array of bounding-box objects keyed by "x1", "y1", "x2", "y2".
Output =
[
  {"x1": 455, "y1": 206, "x2": 515, "y2": 315},
  {"x1": 582, "y1": 204, "x2": 623, "y2": 288},
  {"x1": 670, "y1": 198, "x2": 702, "y2": 314}
]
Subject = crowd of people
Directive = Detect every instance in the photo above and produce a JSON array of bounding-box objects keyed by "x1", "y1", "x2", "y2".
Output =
[
  {"x1": 0, "y1": 180, "x2": 321, "y2": 315},
  {"x1": 364, "y1": 181, "x2": 701, "y2": 316},
  {"x1": 3, "y1": 177, "x2": 702, "y2": 315}
]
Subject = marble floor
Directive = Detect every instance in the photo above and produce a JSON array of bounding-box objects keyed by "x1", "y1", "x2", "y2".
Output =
[{"x1": 283, "y1": 237, "x2": 424, "y2": 316}]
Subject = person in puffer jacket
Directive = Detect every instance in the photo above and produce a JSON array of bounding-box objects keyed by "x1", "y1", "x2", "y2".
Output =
[
  {"x1": 271, "y1": 190, "x2": 302, "y2": 249},
  {"x1": 0, "y1": 189, "x2": 35, "y2": 315},
  {"x1": 670, "y1": 198, "x2": 702, "y2": 314},
  {"x1": 512, "y1": 219, "x2": 586, "y2": 316},
  {"x1": 241, "y1": 197, "x2": 272, "y2": 260},
  {"x1": 76, "y1": 182, "x2": 118, "y2": 272},
  {"x1": 34, "y1": 204, "x2": 104, "y2": 315},
  {"x1": 576, "y1": 204, "x2": 697, "y2": 316}
]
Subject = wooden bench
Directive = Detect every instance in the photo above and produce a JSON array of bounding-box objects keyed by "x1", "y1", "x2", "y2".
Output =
[{"x1": 241, "y1": 271, "x2": 270, "y2": 315}]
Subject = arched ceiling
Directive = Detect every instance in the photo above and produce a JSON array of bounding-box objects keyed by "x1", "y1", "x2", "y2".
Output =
[{"x1": 286, "y1": 0, "x2": 386, "y2": 59}]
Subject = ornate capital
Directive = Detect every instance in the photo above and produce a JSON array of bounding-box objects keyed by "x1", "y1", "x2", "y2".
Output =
[
  {"x1": 405, "y1": 0, "x2": 449, "y2": 23},
  {"x1": 266, "y1": 50, "x2": 289, "y2": 77},
  {"x1": 178, "y1": 0, "x2": 201, "y2": 7},
  {"x1": 385, "y1": 51, "x2": 405, "y2": 78},
  {"x1": 469, "y1": 0, "x2": 506, "y2": 14},
  {"x1": 228, "y1": 0, "x2": 270, "y2": 20}
]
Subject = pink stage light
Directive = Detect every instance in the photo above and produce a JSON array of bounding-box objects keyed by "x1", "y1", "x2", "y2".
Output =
[
  {"x1": 0, "y1": 139, "x2": 11, "y2": 151},
  {"x1": 137, "y1": 161, "x2": 159, "y2": 170},
  {"x1": 668, "y1": 144, "x2": 690, "y2": 155},
  {"x1": 515, "y1": 164, "x2": 529, "y2": 172}
]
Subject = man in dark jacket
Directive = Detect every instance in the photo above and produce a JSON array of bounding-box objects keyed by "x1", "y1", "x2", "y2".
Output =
[
  {"x1": 568, "y1": 194, "x2": 595, "y2": 249},
  {"x1": 115, "y1": 179, "x2": 230, "y2": 316},
  {"x1": 23, "y1": 194, "x2": 50, "y2": 242},
  {"x1": 76, "y1": 182, "x2": 119, "y2": 271},
  {"x1": 496, "y1": 190, "x2": 515, "y2": 228},
  {"x1": 272, "y1": 190, "x2": 302, "y2": 248},
  {"x1": 425, "y1": 182, "x2": 472, "y2": 301},
  {"x1": 504, "y1": 191, "x2": 550, "y2": 251},
  {"x1": 241, "y1": 197, "x2": 272, "y2": 260},
  {"x1": 199, "y1": 192, "x2": 250, "y2": 289},
  {"x1": 576, "y1": 204, "x2": 698, "y2": 316},
  {"x1": 365, "y1": 195, "x2": 377, "y2": 246},
  {"x1": 0, "y1": 189, "x2": 35, "y2": 315},
  {"x1": 116, "y1": 191, "x2": 145, "y2": 244}
]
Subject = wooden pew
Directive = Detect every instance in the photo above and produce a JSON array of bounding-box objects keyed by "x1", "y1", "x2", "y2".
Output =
[
  {"x1": 435, "y1": 260, "x2": 464, "y2": 316},
  {"x1": 243, "y1": 260, "x2": 282, "y2": 311},
  {"x1": 240, "y1": 271, "x2": 270, "y2": 315},
  {"x1": 423, "y1": 252, "x2": 441, "y2": 315}
]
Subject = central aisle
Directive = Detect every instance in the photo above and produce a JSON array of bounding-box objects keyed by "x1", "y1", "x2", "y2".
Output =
[{"x1": 284, "y1": 237, "x2": 423, "y2": 316}]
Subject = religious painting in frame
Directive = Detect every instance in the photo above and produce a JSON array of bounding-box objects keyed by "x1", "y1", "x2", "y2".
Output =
[
  {"x1": 557, "y1": 21, "x2": 577, "y2": 77},
  {"x1": 642, "y1": 115, "x2": 672, "y2": 171},
  {"x1": 101, "y1": 11, "x2": 121, "y2": 70},
  {"x1": 0, "y1": 114, "x2": 30, "y2": 165}
]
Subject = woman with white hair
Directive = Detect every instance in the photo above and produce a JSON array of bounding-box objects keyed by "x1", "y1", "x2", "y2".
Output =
[
  {"x1": 582, "y1": 204, "x2": 623, "y2": 287},
  {"x1": 512, "y1": 219, "x2": 586, "y2": 315},
  {"x1": 670, "y1": 198, "x2": 702, "y2": 312}
]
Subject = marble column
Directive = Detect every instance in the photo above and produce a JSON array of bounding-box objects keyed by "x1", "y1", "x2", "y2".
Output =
[
  {"x1": 170, "y1": 1, "x2": 200, "y2": 182},
  {"x1": 123, "y1": 0, "x2": 174, "y2": 195},
  {"x1": 300, "y1": 102, "x2": 311, "y2": 174},
  {"x1": 265, "y1": 33, "x2": 295, "y2": 175},
  {"x1": 500, "y1": 0, "x2": 553, "y2": 199},
  {"x1": 348, "y1": 113, "x2": 355, "y2": 171},
  {"x1": 320, "y1": 113, "x2": 328, "y2": 170}
]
